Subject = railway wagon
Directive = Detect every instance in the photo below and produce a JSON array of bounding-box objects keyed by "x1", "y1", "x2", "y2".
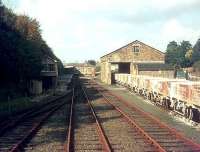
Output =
[
  {"x1": 114, "y1": 73, "x2": 200, "y2": 122},
  {"x1": 115, "y1": 74, "x2": 131, "y2": 86},
  {"x1": 169, "y1": 81, "x2": 200, "y2": 120}
]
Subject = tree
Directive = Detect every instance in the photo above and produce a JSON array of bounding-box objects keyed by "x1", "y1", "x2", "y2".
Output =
[
  {"x1": 179, "y1": 41, "x2": 192, "y2": 67},
  {"x1": 165, "y1": 41, "x2": 192, "y2": 67},
  {"x1": 192, "y1": 38, "x2": 200, "y2": 63},
  {"x1": 0, "y1": 3, "x2": 62, "y2": 98},
  {"x1": 15, "y1": 15, "x2": 42, "y2": 41},
  {"x1": 185, "y1": 49, "x2": 193, "y2": 62},
  {"x1": 87, "y1": 60, "x2": 96, "y2": 66},
  {"x1": 165, "y1": 41, "x2": 179, "y2": 66}
]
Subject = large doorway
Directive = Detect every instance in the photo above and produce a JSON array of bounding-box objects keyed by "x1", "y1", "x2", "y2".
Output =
[
  {"x1": 110, "y1": 62, "x2": 130, "y2": 84},
  {"x1": 118, "y1": 63, "x2": 130, "y2": 73}
]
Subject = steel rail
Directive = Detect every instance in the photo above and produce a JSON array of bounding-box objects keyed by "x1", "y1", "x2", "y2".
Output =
[
  {"x1": 93, "y1": 85, "x2": 166, "y2": 152},
  {"x1": 65, "y1": 86, "x2": 112, "y2": 152},
  {"x1": 8, "y1": 101, "x2": 67, "y2": 152},
  {"x1": 93, "y1": 81, "x2": 200, "y2": 151},
  {"x1": 82, "y1": 87, "x2": 112, "y2": 152},
  {"x1": 0, "y1": 91, "x2": 71, "y2": 137},
  {"x1": 105, "y1": 88, "x2": 200, "y2": 150},
  {"x1": 64, "y1": 88, "x2": 75, "y2": 152}
]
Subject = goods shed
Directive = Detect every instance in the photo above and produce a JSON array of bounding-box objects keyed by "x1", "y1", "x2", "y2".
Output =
[{"x1": 100, "y1": 40, "x2": 173, "y2": 84}]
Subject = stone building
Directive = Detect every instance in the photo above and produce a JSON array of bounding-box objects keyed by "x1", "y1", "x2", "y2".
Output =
[
  {"x1": 65, "y1": 63, "x2": 95, "y2": 77},
  {"x1": 100, "y1": 40, "x2": 174, "y2": 84},
  {"x1": 75, "y1": 64, "x2": 95, "y2": 77}
]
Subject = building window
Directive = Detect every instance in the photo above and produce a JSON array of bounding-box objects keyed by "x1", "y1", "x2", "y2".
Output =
[{"x1": 133, "y1": 46, "x2": 140, "y2": 53}]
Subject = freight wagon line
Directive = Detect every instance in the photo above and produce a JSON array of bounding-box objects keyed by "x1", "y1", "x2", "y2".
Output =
[
  {"x1": 91, "y1": 80, "x2": 200, "y2": 152},
  {"x1": 115, "y1": 74, "x2": 200, "y2": 123},
  {"x1": 65, "y1": 84, "x2": 112, "y2": 152}
]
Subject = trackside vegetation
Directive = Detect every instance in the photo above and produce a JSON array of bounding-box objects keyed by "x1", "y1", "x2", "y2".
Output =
[
  {"x1": 165, "y1": 40, "x2": 200, "y2": 69},
  {"x1": 0, "y1": 2, "x2": 64, "y2": 101}
]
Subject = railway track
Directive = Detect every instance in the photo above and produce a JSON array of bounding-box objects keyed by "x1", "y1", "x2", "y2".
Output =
[
  {"x1": 5, "y1": 76, "x2": 198, "y2": 151},
  {"x1": 84, "y1": 83, "x2": 158, "y2": 152},
  {"x1": 0, "y1": 92, "x2": 70, "y2": 137},
  {"x1": 0, "y1": 92, "x2": 71, "y2": 152},
  {"x1": 65, "y1": 86, "x2": 111, "y2": 152},
  {"x1": 89, "y1": 80, "x2": 200, "y2": 152}
]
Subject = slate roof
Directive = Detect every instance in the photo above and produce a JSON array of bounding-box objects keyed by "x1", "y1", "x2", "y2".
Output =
[{"x1": 137, "y1": 63, "x2": 174, "y2": 71}]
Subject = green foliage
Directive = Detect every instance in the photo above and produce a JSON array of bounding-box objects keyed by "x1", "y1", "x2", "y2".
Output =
[
  {"x1": 0, "y1": 3, "x2": 63, "y2": 98},
  {"x1": 87, "y1": 60, "x2": 96, "y2": 66},
  {"x1": 192, "y1": 39, "x2": 200, "y2": 63},
  {"x1": 185, "y1": 49, "x2": 193, "y2": 61},
  {"x1": 165, "y1": 41, "x2": 192, "y2": 67},
  {"x1": 165, "y1": 41, "x2": 179, "y2": 65},
  {"x1": 0, "y1": 7, "x2": 42, "y2": 82}
]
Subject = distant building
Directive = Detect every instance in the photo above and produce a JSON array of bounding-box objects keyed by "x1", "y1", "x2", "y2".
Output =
[
  {"x1": 65, "y1": 63, "x2": 95, "y2": 77},
  {"x1": 100, "y1": 40, "x2": 174, "y2": 84}
]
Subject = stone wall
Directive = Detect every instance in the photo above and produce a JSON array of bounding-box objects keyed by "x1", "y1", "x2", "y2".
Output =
[{"x1": 100, "y1": 61, "x2": 111, "y2": 84}]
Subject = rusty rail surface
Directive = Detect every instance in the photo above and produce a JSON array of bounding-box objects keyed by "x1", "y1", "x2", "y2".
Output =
[
  {"x1": 64, "y1": 88, "x2": 75, "y2": 152},
  {"x1": 8, "y1": 101, "x2": 67, "y2": 152},
  {"x1": 0, "y1": 92, "x2": 70, "y2": 138},
  {"x1": 82, "y1": 87, "x2": 112, "y2": 152},
  {"x1": 90, "y1": 84, "x2": 165, "y2": 152},
  {"x1": 91, "y1": 80, "x2": 200, "y2": 152},
  {"x1": 65, "y1": 86, "x2": 112, "y2": 152},
  {"x1": 0, "y1": 92, "x2": 71, "y2": 152}
]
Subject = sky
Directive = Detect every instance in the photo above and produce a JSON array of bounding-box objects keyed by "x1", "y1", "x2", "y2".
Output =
[{"x1": 3, "y1": 0, "x2": 200, "y2": 63}]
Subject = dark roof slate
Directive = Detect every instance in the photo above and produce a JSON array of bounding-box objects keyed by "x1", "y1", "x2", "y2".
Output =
[{"x1": 137, "y1": 63, "x2": 174, "y2": 71}]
